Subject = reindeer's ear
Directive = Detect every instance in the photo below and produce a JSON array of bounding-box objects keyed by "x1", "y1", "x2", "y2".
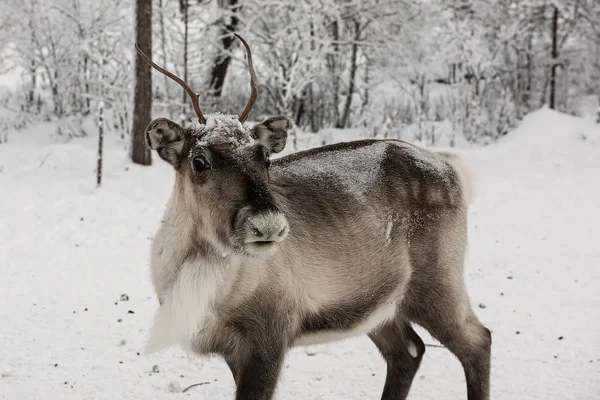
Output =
[
  {"x1": 251, "y1": 116, "x2": 292, "y2": 154},
  {"x1": 145, "y1": 118, "x2": 188, "y2": 168}
]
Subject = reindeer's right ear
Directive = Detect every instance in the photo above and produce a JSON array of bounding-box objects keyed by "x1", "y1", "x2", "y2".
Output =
[
  {"x1": 251, "y1": 116, "x2": 292, "y2": 154},
  {"x1": 145, "y1": 118, "x2": 188, "y2": 168}
]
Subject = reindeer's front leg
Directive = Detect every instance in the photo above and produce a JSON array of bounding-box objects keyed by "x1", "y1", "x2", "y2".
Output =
[
  {"x1": 225, "y1": 307, "x2": 289, "y2": 400},
  {"x1": 234, "y1": 343, "x2": 286, "y2": 400}
]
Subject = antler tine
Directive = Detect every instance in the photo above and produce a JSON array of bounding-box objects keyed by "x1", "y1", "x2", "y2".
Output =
[
  {"x1": 134, "y1": 43, "x2": 206, "y2": 124},
  {"x1": 234, "y1": 33, "x2": 258, "y2": 123}
]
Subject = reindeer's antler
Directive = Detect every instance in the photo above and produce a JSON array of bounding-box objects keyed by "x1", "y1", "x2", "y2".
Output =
[
  {"x1": 234, "y1": 33, "x2": 258, "y2": 123},
  {"x1": 135, "y1": 35, "x2": 257, "y2": 124},
  {"x1": 134, "y1": 43, "x2": 206, "y2": 124}
]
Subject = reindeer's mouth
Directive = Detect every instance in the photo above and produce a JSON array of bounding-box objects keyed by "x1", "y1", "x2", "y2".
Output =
[
  {"x1": 253, "y1": 240, "x2": 278, "y2": 245},
  {"x1": 244, "y1": 240, "x2": 281, "y2": 257}
]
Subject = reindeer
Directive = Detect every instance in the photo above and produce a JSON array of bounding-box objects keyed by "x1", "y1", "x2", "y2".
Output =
[{"x1": 135, "y1": 34, "x2": 491, "y2": 400}]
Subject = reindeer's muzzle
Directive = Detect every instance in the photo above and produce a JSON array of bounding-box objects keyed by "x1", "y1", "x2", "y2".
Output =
[{"x1": 243, "y1": 212, "x2": 289, "y2": 255}]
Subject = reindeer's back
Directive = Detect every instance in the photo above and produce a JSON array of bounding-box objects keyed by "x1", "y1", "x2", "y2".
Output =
[{"x1": 272, "y1": 139, "x2": 466, "y2": 212}]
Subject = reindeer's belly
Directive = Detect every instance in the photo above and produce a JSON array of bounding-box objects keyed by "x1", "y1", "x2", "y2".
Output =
[{"x1": 293, "y1": 300, "x2": 398, "y2": 346}]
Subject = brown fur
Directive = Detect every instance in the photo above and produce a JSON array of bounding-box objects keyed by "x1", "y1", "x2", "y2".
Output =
[{"x1": 143, "y1": 114, "x2": 491, "y2": 400}]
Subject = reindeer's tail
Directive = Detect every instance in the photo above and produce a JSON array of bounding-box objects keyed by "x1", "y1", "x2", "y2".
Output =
[{"x1": 440, "y1": 152, "x2": 477, "y2": 205}]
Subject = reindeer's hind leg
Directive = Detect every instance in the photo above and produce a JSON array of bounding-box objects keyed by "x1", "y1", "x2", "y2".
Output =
[
  {"x1": 412, "y1": 305, "x2": 491, "y2": 400},
  {"x1": 407, "y1": 210, "x2": 492, "y2": 400},
  {"x1": 369, "y1": 317, "x2": 426, "y2": 400}
]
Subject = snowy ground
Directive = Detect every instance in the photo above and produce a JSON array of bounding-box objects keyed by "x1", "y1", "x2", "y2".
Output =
[{"x1": 1, "y1": 108, "x2": 599, "y2": 399}]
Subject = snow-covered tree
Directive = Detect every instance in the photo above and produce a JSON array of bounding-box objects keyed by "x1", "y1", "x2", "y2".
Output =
[{"x1": 0, "y1": 0, "x2": 599, "y2": 143}]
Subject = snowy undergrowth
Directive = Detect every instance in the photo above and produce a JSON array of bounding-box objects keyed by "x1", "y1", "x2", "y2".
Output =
[{"x1": 0, "y1": 108, "x2": 599, "y2": 399}]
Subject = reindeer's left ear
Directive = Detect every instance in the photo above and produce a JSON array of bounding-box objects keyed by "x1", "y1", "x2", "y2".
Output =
[{"x1": 251, "y1": 116, "x2": 292, "y2": 154}]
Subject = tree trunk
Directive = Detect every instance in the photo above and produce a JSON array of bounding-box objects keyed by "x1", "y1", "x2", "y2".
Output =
[
  {"x1": 28, "y1": 59, "x2": 36, "y2": 111},
  {"x1": 28, "y1": 15, "x2": 36, "y2": 111},
  {"x1": 327, "y1": 18, "x2": 340, "y2": 126},
  {"x1": 338, "y1": 19, "x2": 360, "y2": 129},
  {"x1": 182, "y1": 0, "x2": 189, "y2": 110},
  {"x1": 295, "y1": 95, "x2": 305, "y2": 127},
  {"x1": 158, "y1": 0, "x2": 172, "y2": 119},
  {"x1": 209, "y1": 0, "x2": 240, "y2": 97},
  {"x1": 97, "y1": 102, "x2": 104, "y2": 187},
  {"x1": 549, "y1": 6, "x2": 559, "y2": 110},
  {"x1": 131, "y1": 0, "x2": 152, "y2": 166},
  {"x1": 308, "y1": 21, "x2": 317, "y2": 132},
  {"x1": 524, "y1": 34, "x2": 533, "y2": 113},
  {"x1": 83, "y1": 55, "x2": 90, "y2": 115},
  {"x1": 361, "y1": 57, "x2": 370, "y2": 117},
  {"x1": 52, "y1": 71, "x2": 62, "y2": 117}
]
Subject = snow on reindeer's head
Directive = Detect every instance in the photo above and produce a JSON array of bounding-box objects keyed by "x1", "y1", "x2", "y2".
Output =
[{"x1": 135, "y1": 34, "x2": 293, "y2": 257}]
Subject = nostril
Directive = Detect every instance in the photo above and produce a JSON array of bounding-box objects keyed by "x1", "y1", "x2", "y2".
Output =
[
  {"x1": 252, "y1": 226, "x2": 264, "y2": 237},
  {"x1": 278, "y1": 228, "x2": 287, "y2": 237}
]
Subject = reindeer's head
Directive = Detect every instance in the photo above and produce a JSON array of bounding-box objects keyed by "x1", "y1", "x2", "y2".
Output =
[{"x1": 136, "y1": 34, "x2": 291, "y2": 257}]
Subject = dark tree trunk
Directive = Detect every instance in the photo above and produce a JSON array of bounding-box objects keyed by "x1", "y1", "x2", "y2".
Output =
[
  {"x1": 327, "y1": 18, "x2": 340, "y2": 126},
  {"x1": 181, "y1": 0, "x2": 189, "y2": 110},
  {"x1": 550, "y1": 6, "x2": 559, "y2": 110},
  {"x1": 209, "y1": 0, "x2": 241, "y2": 97},
  {"x1": 295, "y1": 93, "x2": 305, "y2": 127},
  {"x1": 158, "y1": 0, "x2": 172, "y2": 118},
  {"x1": 132, "y1": 0, "x2": 152, "y2": 166},
  {"x1": 97, "y1": 103, "x2": 104, "y2": 187},
  {"x1": 338, "y1": 19, "x2": 360, "y2": 129},
  {"x1": 52, "y1": 71, "x2": 62, "y2": 117},
  {"x1": 83, "y1": 55, "x2": 90, "y2": 115},
  {"x1": 525, "y1": 35, "x2": 533, "y2": 112},
  {"x1": 28, "y1": 60, "x2": 36, "y2": 111},
  {"x1": 308, "y1": 21, "x2": 318, "y2": 133},
  {"x1": 361, "y1": 57, "x2": 370, "y2": 117}
]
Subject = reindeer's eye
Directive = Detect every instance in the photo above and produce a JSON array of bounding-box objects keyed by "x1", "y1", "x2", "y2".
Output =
[{"x1": 191, "y1": 155, "x2": 210, "y2": 173}]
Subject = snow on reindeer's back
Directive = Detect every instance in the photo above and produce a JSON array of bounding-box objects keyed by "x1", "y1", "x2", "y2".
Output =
[
  {"x1": 277, "y1": 141, "x2": 388, "y2": 199},
  {"x1": 276, "y1": 139, "x2": 458, "y2": 202}
]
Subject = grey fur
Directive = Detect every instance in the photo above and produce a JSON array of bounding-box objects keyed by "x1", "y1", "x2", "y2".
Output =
[{"x1": 144, "y1": 114, "x2": 491, "y2": 400}]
